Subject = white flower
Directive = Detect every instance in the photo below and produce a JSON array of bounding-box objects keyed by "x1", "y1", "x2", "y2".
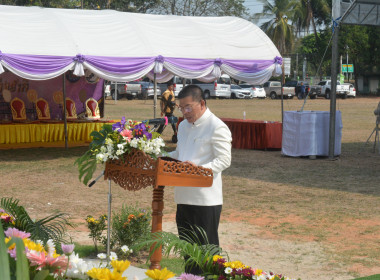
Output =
[
  {"x1": 121, "y1": 245, "x2": 129, "y2": 253},
  {"x1": 46, "y1": 239, "x2": 55, "y2": 256},
  {"x1": 129, "y1": 249, "x2": 133, "y2": 253},
  {"x1": 116, "y1": 149, "x2": 124, "y2": 156},
  {"x1": 96, "y1": 153, "x2": 105, "y2": 162},
  {"x1": 224, "y1": 267, "x2": 233, "y2": 274},
  {"x1": 110, "y1": 251, "x2": 118, "y2": 261},
  {"x1": 97, "y1": 253, "x2": 106, "y2": 260},
  {"x1": 130, "y1": 138, "x2": 138, "y2": 148}
]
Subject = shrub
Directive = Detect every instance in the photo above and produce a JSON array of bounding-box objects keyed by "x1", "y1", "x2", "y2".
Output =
[
  {"x1": 109, "y1": 204, "x2": 151, "y2": 253},
  {"x1": 85, "y1": 214, "x2": 107, "y2": 253}
]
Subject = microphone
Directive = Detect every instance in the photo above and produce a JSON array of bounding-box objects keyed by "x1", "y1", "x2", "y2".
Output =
[{"x1": 88, "y1": 171, "x2": 105, "y2": 188}]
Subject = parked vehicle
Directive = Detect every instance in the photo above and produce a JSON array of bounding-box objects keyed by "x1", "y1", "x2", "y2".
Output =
[
  {"x1": 158, "y1": 76, "x2": 191, "y2": 97},
  {"x1": 239, "y1": 84, "x2": 266, "y2": 99},
  {"x1": 283, "y1": 80, "x2": 310, "y2": 99},
  {"x1": 108, "y1": 81, "x2": 142, "y2": 100},
  {"x1": 230, "y1": 84, "x2": 252, "y2": 99},
  {"x1": 344, "y1": 83, "x2": 356, "y2": 98},
  {"x1": 137, "y1": 81, "x2": 161, "y2": 99},
  {"x1": 309, "y1": 80, "x2": 350, "y2": 99},
  {"x1": 192, "y1": 74, "x2": 231, "y2": 99},
  {"x1": 262, "y1": 81, "x2": 293, "y2": 99}
]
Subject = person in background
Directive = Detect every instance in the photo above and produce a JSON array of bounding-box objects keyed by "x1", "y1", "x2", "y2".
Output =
[
  {"x1": 157, "y1": 80, "x2": 177, "y2": 136},
  {"x1": 299, "y1": 82, "x2": 306, "y2": 99},
  {"x1": 168, "y1": 84, "x2": 232, "y2": 275}
]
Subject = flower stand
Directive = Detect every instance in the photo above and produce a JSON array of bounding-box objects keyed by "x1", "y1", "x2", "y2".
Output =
[{"x1": 104, "y1": 148, "x2": 213, "y2": 269}]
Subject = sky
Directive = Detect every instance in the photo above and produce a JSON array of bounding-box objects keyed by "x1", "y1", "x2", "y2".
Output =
[{"x1": 244, "y1": 0, "x2": 268, "y2": 26}]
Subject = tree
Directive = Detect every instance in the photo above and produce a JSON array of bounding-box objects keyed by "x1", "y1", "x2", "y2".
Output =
[
  {"x1": 255, "y1": 0, "x2": 297, "y2": 54},
  {"x1": 151, "y1": 0, "x2": 249, "y2": 17}
]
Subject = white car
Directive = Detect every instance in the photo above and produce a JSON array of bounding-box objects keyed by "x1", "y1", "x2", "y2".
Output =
[
  {"x1": 344, "y1": 83, "x2": 356, "y2": 98},
  {"x1": 230, "y1": 84, "x2": 252, "y2": 99},
  {"x1": 240, "y1": 84, "x2": 266, "y2": 99}
]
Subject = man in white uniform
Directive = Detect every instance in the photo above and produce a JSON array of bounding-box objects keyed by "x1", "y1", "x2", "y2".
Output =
[{"x1": 168, "y1": 84, "x2": 232, "y2": 274}]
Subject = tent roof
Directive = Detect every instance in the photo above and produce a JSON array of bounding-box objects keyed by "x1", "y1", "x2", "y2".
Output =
[
  {"x1": 0, "y1": 5, "x2": 282, "y2": 83},
  {"x1": 0, "y1": 5, "x2": 279, "y2": 60}
]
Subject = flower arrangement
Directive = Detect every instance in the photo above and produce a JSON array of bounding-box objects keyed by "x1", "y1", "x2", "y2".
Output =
[
  {"x1": 75, "y1": 117, "x2": 165, "y2": 185},
  {"x1": 207, "y1": 255, "x2": 295, "y2": 280}
]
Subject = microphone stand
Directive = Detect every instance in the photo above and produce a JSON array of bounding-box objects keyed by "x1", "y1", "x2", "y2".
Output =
[{"x1": 88, "y1": 171, "x2": 112, "y2": 265}]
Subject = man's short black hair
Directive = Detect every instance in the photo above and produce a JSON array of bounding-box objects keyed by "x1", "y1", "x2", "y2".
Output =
[
  {"x1": 178, "y1": 85, "x2": 205, "y2": 104},
  {"x1": 167, "y1": 80, "x2": 174, "y2": 87}
]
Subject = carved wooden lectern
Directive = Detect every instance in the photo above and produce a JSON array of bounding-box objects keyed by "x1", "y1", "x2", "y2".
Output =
[{"x1": 104, "y1": 148, "x2": 213, "y2": 269}]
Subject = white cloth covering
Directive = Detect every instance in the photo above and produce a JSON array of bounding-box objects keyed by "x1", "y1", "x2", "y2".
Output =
[{"x1": 282, "y1": 111, "x2": 343, "y2": 157}]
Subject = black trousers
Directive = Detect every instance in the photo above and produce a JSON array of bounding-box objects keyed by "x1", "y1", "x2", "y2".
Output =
[
  {"x1": 176, "y1": 204, "x2": 222, "y2": 275},
  {"x1": 157, "y1": 113, "x2": 177, "y2": 135}
]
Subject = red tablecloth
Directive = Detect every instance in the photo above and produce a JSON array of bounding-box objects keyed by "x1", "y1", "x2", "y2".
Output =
[
  {"x1": 221, "y1": 118, "x2": 282, "y2": 150},
  {"x1": 178, "y1": 117, "x2": 282, "y2": 150}
]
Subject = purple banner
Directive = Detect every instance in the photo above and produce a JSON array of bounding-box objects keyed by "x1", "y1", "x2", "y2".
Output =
[{"x1": 0, "y1": 71, "x2": 103, "y2": 121}]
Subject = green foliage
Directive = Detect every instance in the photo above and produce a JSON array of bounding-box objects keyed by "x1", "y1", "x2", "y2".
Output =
[
  {"x1": 85, "y1": 214, "x2": 107, "y2": 253},
  {"x1": 74, "y1": 124, "x2": 113, "y2": 185},
  {"x1": 0, "y1": 197, "x2": 70, "y2": 246},
  {"x1": 133, "y1": 226, "x2": 228, "y2": 274},
  {"x1": 255, "y1": 0, "x2": 296, "y2": 54},
  {"x1": 108, "y1": 204, "x2": 152, "y2": 254}
]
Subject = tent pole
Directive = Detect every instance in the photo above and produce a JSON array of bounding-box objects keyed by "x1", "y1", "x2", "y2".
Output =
[
  {"x1": 153, "y1": 73, "x2": 157, "y2": 118},
  {"x1": 329, "y1": 26, "x2": 339, "y2": 159},
  {"x1": 63, "y1": 74, "x2": 68, "y2": 149},
  {"x1": 281, "y1": 63, "x2": 285, "y2": 124}
]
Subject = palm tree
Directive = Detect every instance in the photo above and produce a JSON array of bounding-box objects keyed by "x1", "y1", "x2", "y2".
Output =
[
  {"x1": 255, "y1": 0, "x2": 297, "y2": 54},
  {"x1": 292, "y1": 0, "x2": 330, "y2": 41}
]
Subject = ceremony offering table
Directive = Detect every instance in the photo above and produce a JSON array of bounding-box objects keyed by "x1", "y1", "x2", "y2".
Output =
[
  {"x1": 282, "y1": 110, "x2": 343, "y2": 157},
  {"x1": 221, "y1": 118, "x2": 282, "y2": 150},
  {"x1": 104, "y1": 149, "x2": 213, "y2": 269}
]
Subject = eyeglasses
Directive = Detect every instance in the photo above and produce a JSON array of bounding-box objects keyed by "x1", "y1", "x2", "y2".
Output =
[{"x1": 178, "y1": 102, "x2": 199, "y2": 113}]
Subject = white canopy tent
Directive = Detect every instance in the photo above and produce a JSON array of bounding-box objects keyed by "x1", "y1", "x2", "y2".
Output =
[
  {"x1": 0, "y1": 5, "x2": 282, "y2": 147},
  {"x1": 0, "y1": 5, "x2": 282, "y2": 84}
]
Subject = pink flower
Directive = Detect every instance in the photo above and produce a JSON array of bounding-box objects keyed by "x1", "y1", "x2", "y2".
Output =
[
  {"x1": 4, "y1": 228, "x2": 31, "y2": 239},
  {"x1": 179, "y1": 273, "x2": 204, "y2": 280},
  {"x1": 61, "y1": 243, "x2": 75, "y2": 255},
  {"x1": 27, "y1": 251, "x2": 69, "y2": 275},
  {"x1": 120, "y1": 129, "x2": 133, "y2": 140}
]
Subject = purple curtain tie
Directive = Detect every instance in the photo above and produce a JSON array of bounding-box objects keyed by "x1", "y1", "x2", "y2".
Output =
[
  {"x1": 155, "y1": 55, "x2": 164, "y2": 63},
  {"x1": 73, "y1": 54, "x2": 85, "y2": 63},
  {"x1": 214, "y1": 58, "x2": 223, "y2": 67},
  {"x1": 274, "y1": 56, "x2": 283, "y2": 65}
]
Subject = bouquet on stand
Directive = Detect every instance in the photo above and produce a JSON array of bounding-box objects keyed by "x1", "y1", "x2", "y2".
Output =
[{"x1": 75, "y1": 117, "x2": 165, "y2": 185}]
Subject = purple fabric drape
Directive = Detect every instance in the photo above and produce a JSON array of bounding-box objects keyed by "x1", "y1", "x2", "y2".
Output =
[{"x1": 0, "y1": 52, "x2": 282, "y2": 78}]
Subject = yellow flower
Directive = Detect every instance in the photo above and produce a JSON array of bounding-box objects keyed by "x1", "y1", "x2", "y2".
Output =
[
  {"x1": 224, "y1": 260, "x2": 246, "y2": 269},
  {"x1": 23, "y1": 239, "x2": 45, "y2": 253},
  {"x1": 255, "y1": 269, "x2": 263, "y2": 276},
  {"x1": 213, "y1": 255, "x2": 223, "y2": 262},
  {"x1": 145, "y1": 267, "x2": 175, "y2": 280},
  {"x1": 5, "y1": 237, "x2": 15, "y2": 250},
  {"x1": 87, "y1": 267, "x2": 127, "y2": 280},
  {"x1": 111, "y1": 259, "x2": 131, "y2": 273}
]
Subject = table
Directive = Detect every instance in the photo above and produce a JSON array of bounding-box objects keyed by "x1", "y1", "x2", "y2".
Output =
[
  {"x1": 282, "y1": 111, "x2": 342, "y2": 157},
  {"x1": 0, "y1": 120, "x2": 109, "y2": 148},
  {"x1": 220, "y1": 118, "x2": 282, "y2": 150}
]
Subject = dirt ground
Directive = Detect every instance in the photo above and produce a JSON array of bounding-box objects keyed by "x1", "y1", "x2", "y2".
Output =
[{"x1": 1, "y1": 97, "x2": 380, "y2": 280}]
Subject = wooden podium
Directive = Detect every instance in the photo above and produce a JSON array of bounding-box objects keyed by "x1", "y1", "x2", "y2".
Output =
[{"x1": 104, "y1": 148, "x2": 213, "y2": 269}]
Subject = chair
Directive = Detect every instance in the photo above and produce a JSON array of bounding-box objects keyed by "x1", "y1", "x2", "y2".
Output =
[
  {"x1": 10, "y1": 97, "x2": 27, "y2": 121},
  {"x1": 65, "y1": 98, "x2": 77, "y2": 120},
  {"x1": 35, "y1": 98, "x2": 51, "y2": 120},
  {"x1": 85, "y1": 98, "x2": 100, "y2": 119}
]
